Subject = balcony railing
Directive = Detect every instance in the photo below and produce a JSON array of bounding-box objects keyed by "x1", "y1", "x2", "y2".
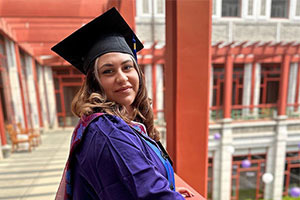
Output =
[{"x1": 175, "y1": 174, "x2": 206, "y2": 200}]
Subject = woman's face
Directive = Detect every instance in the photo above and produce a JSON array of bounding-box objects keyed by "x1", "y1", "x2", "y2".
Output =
[{"x1": 97, "y1": 52, "x2": 139, "y2": 113}]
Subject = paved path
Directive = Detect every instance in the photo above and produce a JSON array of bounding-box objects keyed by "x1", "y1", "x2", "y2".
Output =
[{"x1": 0, "y1": 129, "x2": 72, "y2": 200}]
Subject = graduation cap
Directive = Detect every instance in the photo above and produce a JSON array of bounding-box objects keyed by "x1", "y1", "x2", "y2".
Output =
[{"x1": 51, "y1": 7, "x2": 143, "y2": 74}]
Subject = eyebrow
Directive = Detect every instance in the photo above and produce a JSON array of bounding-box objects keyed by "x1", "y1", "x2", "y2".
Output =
[{"x1": 99, "y1": 59, "x2": 132, "y2": 69}]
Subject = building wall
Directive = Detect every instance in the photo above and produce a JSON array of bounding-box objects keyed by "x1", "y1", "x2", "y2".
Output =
[
  {"x1": 135, "y1": 0, "x2": 300, "y2": 199},
  {"x1": 212, "y1": 21, "x2": 300, "y2": 42}
]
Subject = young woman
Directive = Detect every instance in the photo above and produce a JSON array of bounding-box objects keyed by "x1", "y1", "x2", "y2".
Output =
[{"x1": 52, "y1": 7, "x2": 193, "y2": 200}]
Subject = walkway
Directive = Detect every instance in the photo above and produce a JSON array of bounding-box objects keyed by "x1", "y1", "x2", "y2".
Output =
[{"x1": 0, "y1": 129, "x2": 72, "y2": 200}]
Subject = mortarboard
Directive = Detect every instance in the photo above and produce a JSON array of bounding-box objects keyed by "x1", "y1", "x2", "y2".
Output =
[{"x1": 51, "y1": 7, "x2": 143, "y2": 74}]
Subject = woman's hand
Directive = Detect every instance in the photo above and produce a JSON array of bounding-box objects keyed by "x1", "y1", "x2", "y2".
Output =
[{"x1": 176, "y1": 187, "x2": 195, "y2": 198}]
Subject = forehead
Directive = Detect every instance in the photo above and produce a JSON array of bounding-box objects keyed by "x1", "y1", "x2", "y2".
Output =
[{"x1": 97, "y1": 52, "x2": 132, "y2": 64}]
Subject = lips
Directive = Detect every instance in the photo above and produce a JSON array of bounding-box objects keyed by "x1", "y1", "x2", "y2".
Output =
[{"x1": 115, "y1": 86, "x2": 132, "y2": 93}]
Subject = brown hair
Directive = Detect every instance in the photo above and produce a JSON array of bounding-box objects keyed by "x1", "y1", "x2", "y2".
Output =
[{"x1": 71, "y1": 55, "x2": 160, "y2": 141}]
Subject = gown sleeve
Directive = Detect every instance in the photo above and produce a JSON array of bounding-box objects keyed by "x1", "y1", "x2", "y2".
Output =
[{"x1": 93, "y1": 116, "x2": 185, "y2": 200}]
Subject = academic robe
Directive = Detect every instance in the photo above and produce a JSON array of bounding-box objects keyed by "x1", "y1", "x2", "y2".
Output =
[{"x1": 70, "y1": 114, "x2": 185, "y2": 200}]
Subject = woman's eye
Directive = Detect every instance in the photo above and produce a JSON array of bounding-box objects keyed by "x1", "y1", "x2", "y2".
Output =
[
  {"x1": 102, "y1": 69, "x2": 113, "y2": 74},
  {"x1": 124, "y1": 65, "x2": 133, "y2": 70}
]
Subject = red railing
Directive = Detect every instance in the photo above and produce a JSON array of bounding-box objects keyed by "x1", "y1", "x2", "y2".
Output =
[{"x1": 175, "y1": 174, "x2": 206, "y2": 200}]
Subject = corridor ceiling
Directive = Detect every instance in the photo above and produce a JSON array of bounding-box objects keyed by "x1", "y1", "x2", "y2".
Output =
[{"x1": 0, "y1": 0, "x2": 117, "y2": 66}]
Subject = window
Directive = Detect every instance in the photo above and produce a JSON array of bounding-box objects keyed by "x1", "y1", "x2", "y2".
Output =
[
  {"x1": 259, "y1": 64, "x2": 280, "y2": 104},
  {"x1": 137, "y1": 0, "x2": 164, "y2": 16},
  {"x1": 142, "y1": 0, "x2": 151, "y2": 14},
  {"x1": 283, "y1": 151, "x2": 300, "y2": 197},
  {"x1": 136, "y1": 0, "x2": 151, "y2": 16},
  {"x1": 232, "y1": 65, "x2": 244, "y2": 106},
  {"x1": 271, "y1": 0, "x2": 289, "y2": 18},
  {"x1": 260, "y1": 0, "x2": 267, "y2": 16},
  {"x1": 247, "y1": 0, "x2": 254, "y2": 16},
  {"x1": 297, "y1": 1, "x2": 300, "y2": 16},
  {"x1": 222, "y1": 0, "x2": 241, "y2": 17},
  {"x1": 213, "y1": 0, "x2": 217, "y2": 15},
  {"x1": 155, "y1": 0, "x2": 165, "y2": 15},
  {"x1": 231, "y1": 154, "x2": 266, "y2": 200},
  {"x1": 211, "y1": 65, "x2": 224, "y2": 120}
]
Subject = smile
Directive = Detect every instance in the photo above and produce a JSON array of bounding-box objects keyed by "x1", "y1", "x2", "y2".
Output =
[{"x1": 115, "y1": 86, "x2": 132, "y2": 93}]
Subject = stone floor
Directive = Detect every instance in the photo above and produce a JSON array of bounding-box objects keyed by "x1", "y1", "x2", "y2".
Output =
[{"x1": 0, "y1": 129, "x2": 72, "y2": 200}]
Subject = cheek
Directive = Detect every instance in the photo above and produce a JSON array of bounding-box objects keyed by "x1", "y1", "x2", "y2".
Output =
[
  {"x1": 133, "y1": 72, "x2": 140, "y2": 92},
  {"x1": 99, "y1": 77, "x2": 113, "y2": 94}
]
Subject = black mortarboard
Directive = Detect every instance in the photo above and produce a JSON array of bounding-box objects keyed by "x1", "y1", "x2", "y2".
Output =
[{"x1": 51, "y1": 7, "x2": 143, "y2": 74}]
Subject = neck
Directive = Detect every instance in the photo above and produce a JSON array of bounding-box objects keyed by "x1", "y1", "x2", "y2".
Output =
[{"x1": 126, "y1": 105, "x2": 134, "y2": 120}]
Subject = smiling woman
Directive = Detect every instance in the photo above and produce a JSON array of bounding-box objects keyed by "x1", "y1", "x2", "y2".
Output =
[
  {"x1": 95, "y1": 53, "x2": 140, "y2": 115},
  {"x1": 51, "y1": 7, "x2": 191, "y2": 200}
]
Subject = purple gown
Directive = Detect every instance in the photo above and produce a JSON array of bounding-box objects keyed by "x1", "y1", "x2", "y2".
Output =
[{"x1": 71, "y1": 114, "x2": 185, "y2": 200}]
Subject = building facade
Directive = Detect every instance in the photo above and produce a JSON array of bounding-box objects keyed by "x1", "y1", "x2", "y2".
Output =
[
  {"x1": 135, "y1": 0, "x2": 300, "y2": 199},
  {"x1": 0, "y1": 32, "x2": 58, "y2": 159}
]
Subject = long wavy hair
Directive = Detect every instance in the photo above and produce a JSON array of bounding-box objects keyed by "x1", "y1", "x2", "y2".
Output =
[{"x1": 71, "y1": 54, "x2": 160, "y2": 141}]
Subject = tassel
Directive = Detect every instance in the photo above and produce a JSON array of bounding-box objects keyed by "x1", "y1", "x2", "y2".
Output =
[{"x1": 132, "y1": 36, "x2": 137, "y2": 60}]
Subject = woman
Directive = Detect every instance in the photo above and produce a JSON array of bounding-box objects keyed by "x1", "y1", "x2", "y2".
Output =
[{"x1": 52, "y1": 7, "x2": 193, "y2": 200}]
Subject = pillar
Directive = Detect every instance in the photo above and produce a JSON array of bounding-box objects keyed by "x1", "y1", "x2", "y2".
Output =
[
  {"x1": 278, "y1": 55, "x2": 290, "y2": 116},
  {"x1": 217, "y1": 119, "x2": 233, "y2": 200},
  {"x1": 264, "y1": 116, "x2": 287, "y2": 200},
  {"x1": 224, "y1": 54, "x2": 233, "y2": 119},
  {"x1": 14, "y1": 44, "x2": 28, "y2": 129},
  {"x1": 165, "y1": 0, "x2": 211, "y2": 196},
  {"x1": 152, "y1": 63, "x2": 157, "y2": 117},
  {"x1": 156, "y1": 64, "x2": 164, "y2": 122},
  {"x1": 209, "y1": 65, "x2": 214, "y2": 120},
  {"x1": 144, "y1": 64, "x2": 153, "y2": 99},
  {"x1": 286, "y1": 63, "x2": 298, "y2": 115},
  {"x1": 43, "y1": 67, "x2": 58, "y2": 129},
  {"x1": 25, "y1": 56, "x2": 39, "y2": 129},
  {"x1": 252, "y1": 63, "x2": 261, "y2": 117},
  {"x1": 242, "y1": 63, "x2": 252, "y2": 117},
  {"x1": 31, "y1": 59, "x2": 43, "y2": 127},
  {"x1": 4, "y1": 39, "x2": 24, "y2": 125}
]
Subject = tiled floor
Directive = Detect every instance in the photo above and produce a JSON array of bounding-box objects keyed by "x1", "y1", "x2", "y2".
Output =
[{"x1": 0, "y1": 129, "x2": 72, "y2": 200}]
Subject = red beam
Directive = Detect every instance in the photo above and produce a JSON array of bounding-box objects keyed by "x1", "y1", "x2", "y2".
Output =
[
  {"x1": 0, "y1": 18, "x2": 16, "y2": 40},
  {"x1": 0, "y1": 0, "x2": 108, "y2": 18},
  {"x1": 15, "y1": 28, "x2": 78, "y2": 43}
]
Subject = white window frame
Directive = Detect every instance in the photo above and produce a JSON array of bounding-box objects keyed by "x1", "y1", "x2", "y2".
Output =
[
  {"x1": 289, "y1": 0, "x2": 300, "y2": 20},
  {"x1": 242, "y1": 0, "x2": 257, "y2": 19},
  {"x1": 154, "y1": 0, "x2": 165, "y2": 16},
  {"x1": 257, "y1": 0, "x2": 271, "y2": 19},
  {"x1": 212, "y1": 0, "x2": 222, "y2": 19},
  {"x1": 136, "y1": 0, "x2": 152, "y2": 17}
]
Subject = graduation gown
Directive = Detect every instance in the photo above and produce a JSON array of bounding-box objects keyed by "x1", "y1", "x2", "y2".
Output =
[{"x1": 69, "y1": 114, "x2": 184, "y2": 200}]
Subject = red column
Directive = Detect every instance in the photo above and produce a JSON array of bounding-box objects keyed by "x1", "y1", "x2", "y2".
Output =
[
  {"x1": 120, "y1": 0, "x2": 136, "y2": 31},
  {"x1": 14, "y1": 43, "x2": 28, "y2": 129},
  {"x1": 278, "y1": 54, "x2": 290, "y2": 116},
  {"x1": 223, "y1": 54, "x2": 233, "y2": 118},
  {"x1": 31, "y1": 59, "x2": 43, "y2": 127},
  {"x1": 166, "y1": 0, "x2": 211, "y2": 196},
  {"x1": 106, "y1": 1, "x2": 135, "y2": 30}
]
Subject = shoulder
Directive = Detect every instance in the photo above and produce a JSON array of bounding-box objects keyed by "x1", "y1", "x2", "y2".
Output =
[{"x1": 85, "y1": 114, "x2": 144, "y2": 151}]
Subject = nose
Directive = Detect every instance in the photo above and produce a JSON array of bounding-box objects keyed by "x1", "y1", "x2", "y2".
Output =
[{"x1": 116, "y1": 70, "x2": 128, "y2": 83}]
